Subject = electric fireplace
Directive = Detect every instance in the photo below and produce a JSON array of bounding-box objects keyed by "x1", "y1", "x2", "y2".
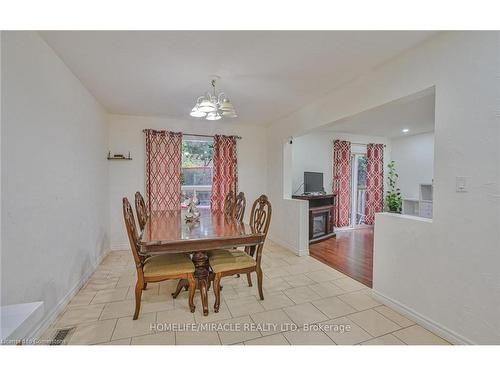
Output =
[
  {"x1": 312, "y1": 210, "x2": 329, "y2": 238},
  {"x1": 292, "y1": 193, "x2": 337, "y2": 243}
]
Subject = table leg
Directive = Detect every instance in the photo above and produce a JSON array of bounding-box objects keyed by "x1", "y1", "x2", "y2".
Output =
[{"x1": 192, "y1": 251, "x2": 210, "y2": 316}]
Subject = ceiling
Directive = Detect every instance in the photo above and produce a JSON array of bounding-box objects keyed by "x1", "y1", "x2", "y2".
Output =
[
  {"x1": 322, "y1": 88, "x2": 435, "y2": 138},
  {"x1": 40, "y1": 31, "x2": 437, "y2": 127}
]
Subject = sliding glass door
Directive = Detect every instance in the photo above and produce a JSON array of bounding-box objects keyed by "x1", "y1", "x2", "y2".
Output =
[{"x1": 350, "y1": 153, "x2": 368, "y2": 227}]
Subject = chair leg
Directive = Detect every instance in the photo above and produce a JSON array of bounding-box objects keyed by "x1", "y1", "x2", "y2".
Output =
[
  {"x1": 134, "y1": 281, "x2": 143, "y2": 320},
  {"x1": 246, "y1": 272, "x2": 252, "y2": 287},
  {"x1": 213, "y1": 273, "x2": 222, "y2": 313},
  {"x1": 171, "y1": 279, "x2": 186, "y2": 299},
  {"x1": 256, "y1": 268, "x2": 264, "y2": 300},
  {"x1": 143, "y1": 282, "x2": 147, "y2": 290},
  {"x1": 187, "y1": 275, "x2": 196, "y2": 313}
]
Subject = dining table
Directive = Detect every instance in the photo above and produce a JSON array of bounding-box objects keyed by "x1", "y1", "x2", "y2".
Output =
[{"x1": 138, "y1": 208, "x2": 265, "y2": 316}]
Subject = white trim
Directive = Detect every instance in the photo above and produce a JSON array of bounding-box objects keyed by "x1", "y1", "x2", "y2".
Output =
[
  {"x1": 181, "y1": 185, "x2": 211, "y2": 190},
  {"x1": 376, "y1": 211, "x2": 432, "y2": 223},
  {"x1": 371, "y1": 289, "x2": 474, "y2": 345},
  {"x1": 335, "y1": 225, "x2": 373, "y2": 232},
  {"x1": 29, "y1": 249, "x2": 110, "y2": 341},
  {"x1": 267, "y1": 234, "x2": 309, "y2": 257}
]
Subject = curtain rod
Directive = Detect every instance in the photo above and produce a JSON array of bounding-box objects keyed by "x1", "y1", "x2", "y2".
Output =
[
  {"x1": 351, "y1": 142, "x2": 386, "y2": 147},
  {"x1": 183, "y1": 132, "x2": 242, "y2": 140},
  {"x1": 142, "y1": 129, "x2": 241, "y2": 140},
  {"x1": 337, "y1": 141, "x2": 386, "y2": 147}
]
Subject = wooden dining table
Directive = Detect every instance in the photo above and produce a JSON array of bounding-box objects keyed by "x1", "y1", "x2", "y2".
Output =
[{"x1": 138, "y1": 208, "x2": 265, "y2": 316}]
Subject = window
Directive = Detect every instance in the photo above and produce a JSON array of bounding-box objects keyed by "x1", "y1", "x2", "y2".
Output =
[
  {"x1": 351, "y1": 154, "x2": 368, "y2": 226},
  {"x1": 181, "y1": 138, "x2": 214, "y2": 207}
]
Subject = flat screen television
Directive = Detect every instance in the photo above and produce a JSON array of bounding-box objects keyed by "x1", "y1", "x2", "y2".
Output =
[{"x1": 304, "y1": 172, "x2": 324, "y2": 193}]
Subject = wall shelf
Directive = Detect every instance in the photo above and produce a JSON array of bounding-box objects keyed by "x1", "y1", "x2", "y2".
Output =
[
  {"x1": 402, "y1": 183, "x2": 433, "y2": 219},
  {"x1": 107, "y1": 157, "x2": 132, "y2": 160},
  {"x1": 107, "y1": 152, "x2": 132, "y2": 160}
]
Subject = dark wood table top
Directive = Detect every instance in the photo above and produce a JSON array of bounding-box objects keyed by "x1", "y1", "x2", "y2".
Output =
[{"x1": 138, "y1": 208, "x2": 264, "y2": 254}]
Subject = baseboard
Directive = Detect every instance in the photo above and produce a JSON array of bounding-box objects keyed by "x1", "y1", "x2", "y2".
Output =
[
  {"x1": 29, "y1": 249, "x2": 110, "y2": 341},
  {"x1": 267, "y1": 234, "x2": 309, "y2": 257},
  {"x1": 110, "y1": 242, "x2": 130, "y2": 251},
  {"x1": 296, "y1": 247, "x2": 309, "y2": 257},
  {"x1": 371, "y1": 289, "x2": 474, "y2": 345}
]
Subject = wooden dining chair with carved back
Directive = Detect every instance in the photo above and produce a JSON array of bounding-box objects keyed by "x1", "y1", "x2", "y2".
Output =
[
  {"x1": 232, "y1": 191, "x2": 247, "y2": 280},
  {"x1": 134, "y1": 191, "x2": 148, "y2": 232},
  {"x1": 123, "y1": 197, "x2": 197, "y2": 319},
  {"x1": 234, "y1": 191, "x2": 246, "y2": 222},
  {"x1": 209, "y1": 195, "x2": 272, "y2": 313},
  {"x1": 223, "y1": 190, "x2": 235, "y2": 217},
  {"x1": 210, "y1": 191, "x2": 247, "y2": 278}
]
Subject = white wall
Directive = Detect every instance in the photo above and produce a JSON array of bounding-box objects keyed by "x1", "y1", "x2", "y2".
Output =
[
  {"x1": 266, "y1": 32, "x2": 500, "y2": 344},
  {"x1": 372, "y1": 213, "x2": 459, "y2": 339},
  {"x1": 1, "y1": 32, "x2": 109, "y2": 335},
  {"x1": 391, "y1": 132, "x2": 434, "y2": 199},
  {"x1": 291, "y1": 131, "x2": 390, "y2": 194},
  {"x1": 108, "y1": 114, "x2": 268, "y2": 248}
]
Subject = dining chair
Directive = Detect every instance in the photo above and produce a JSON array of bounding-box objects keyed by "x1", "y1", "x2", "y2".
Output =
[
  {"x1": 209, "y1": 194, "x2": 272, "y2": 313},
  {"x1": 209, "y1": 191, "x2": 246, "y2": 260},
  {"x1": 234, "y1": 191, "x2": 246, "y2": 221},
  {"x1": 223, "y1": 190, "x2": 235, "y2": 216},
  {"x1": 123, "y1": 197, "x2": 196, "y2": 319},
  {"x1": 134, "y1": 191, "x2": 148, "y2": 231},
  {"x1": 231, "y1": 191, "x2": 246, "y2": 280}
]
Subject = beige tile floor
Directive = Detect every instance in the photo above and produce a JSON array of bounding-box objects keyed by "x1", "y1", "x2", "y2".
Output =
[{"x1": 41, "y1": 241, "x2": 450, "y2": 345}]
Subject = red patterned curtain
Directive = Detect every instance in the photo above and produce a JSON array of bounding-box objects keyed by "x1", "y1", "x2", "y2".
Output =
[
  {"x1": 211, "y1": 135, "x2": 238, "y2": 212},
  {"x1": 365, "y1": 143, "x2": 384, "y2": 225},
  {"x1": 333, "y1": 140, "x2": 351, "y2": 227},
  {"x1": 144, "y1": 129, "x2": 182, "y2": 212}
]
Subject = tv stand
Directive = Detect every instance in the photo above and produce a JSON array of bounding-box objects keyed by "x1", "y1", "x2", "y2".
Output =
[{"x1": 292, "y1": 194, "x2": 337, "y2": 244}]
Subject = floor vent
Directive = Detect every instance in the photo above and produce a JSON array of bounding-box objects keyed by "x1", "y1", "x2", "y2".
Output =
[{"x1": 50, "y1": 328, "x2": 73, "y2": 345}]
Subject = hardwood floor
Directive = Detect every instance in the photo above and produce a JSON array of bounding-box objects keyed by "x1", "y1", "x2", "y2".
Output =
[{"x1": 309, "y1": 227, "x2": 374, "y2": 287}]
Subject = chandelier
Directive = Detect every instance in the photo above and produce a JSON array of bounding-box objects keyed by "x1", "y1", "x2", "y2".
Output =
[{"x1": 190, "y1": 76, "x2": 237, "y2": 120}]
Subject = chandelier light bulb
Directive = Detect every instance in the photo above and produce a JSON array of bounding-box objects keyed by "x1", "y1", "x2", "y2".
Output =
[
  {"x1": 190, "y1": 105, "x2": 206, "y2": 118},
  {"x1": 220, "y1": 98, "x2": 234, "y2": 111},
  {"x1": 206, "y1": 111, "x2": 222, "y2": 121},
  {"x1": 198, "y1": 99, "x2": 216, "y2": 113}
]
